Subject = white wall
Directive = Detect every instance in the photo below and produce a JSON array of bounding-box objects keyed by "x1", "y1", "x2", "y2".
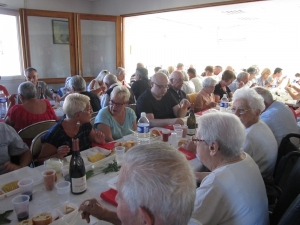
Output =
[{"x1": 92, "y1": 0, "x2": 230, "y2": 15}]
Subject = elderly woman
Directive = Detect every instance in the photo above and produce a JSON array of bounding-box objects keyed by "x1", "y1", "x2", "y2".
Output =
[
  {"x1": 257, "y1": 68, "x2": 271, "y2": 87},
  {"x1": 37, "y1": 93, "x2": 105, "y2": 165},
  {"x1": 194, "y1": 77, "x2": 217, "y2": 112},
  {"x1": 5, "y1": 81, "x2": 57, "y2": 132},
  {"x1": 232, "y1": 88, "x2": 277, "y2": 179},
  {"x1": 228, "y1": 71, "x2": 250, "y2": 93},
  {"x1": 116, "y1": 67, "x2": 130, "y2": 88},
  {"x1": 191, "y1": 112, "x2": 269, "y2": 225},
  {"x1": 213, "y1": 70, "x2": 236, "y2": 102},
  {"x1": 95, "y1": 86, "x2": 137, "y2": 142},
  {"x1": 87, "y1": 70, "x2": 109, "y2": 96}
]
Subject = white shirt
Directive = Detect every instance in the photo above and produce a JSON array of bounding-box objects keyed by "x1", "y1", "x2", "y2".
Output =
[
  {"x1": 243, "y1": 120, "x2": 278, "y2": 179},
  {"x1": 192, "y1": 153, "x2": 269, "y2": 225},
  {"x1": 190, "y1": 77, "x2": 203, "y2": 93},
  {"x1": 182, "y1": 81, "x2": 195, "y2": 94}
]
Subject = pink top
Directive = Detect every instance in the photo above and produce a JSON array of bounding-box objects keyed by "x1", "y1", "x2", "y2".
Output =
[{"x1": 7, "y1": 99, "x2": 57, "y2": 132}]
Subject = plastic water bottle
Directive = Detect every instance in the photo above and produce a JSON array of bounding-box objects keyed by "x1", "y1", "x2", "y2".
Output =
[
  {"x1": 137, "y1": 112, "x2": 150, "y2": 145},
  {"x1": 0, "y1": 90, "x2": 7, "y2": 119},
  {"x1": 220, "y1": 94, "x2": 229, "y2": 112}
]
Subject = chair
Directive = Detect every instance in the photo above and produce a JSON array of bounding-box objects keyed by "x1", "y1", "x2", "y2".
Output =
[
  {"x1": 30, "y1": 130, "x2": 48, "y2": 167},
  {"x1": 18, "y1": 120, "x2": 57, "y2": 139},
  {"x1": 90, "y1": 117, "x2": 96, "y2": 127},
  {"x1": 270, "y1": 157, "x2": 300, "y2": 225},
  {"x1": 127, "y1": 104, "x2": 136, "y2": 112},
  {"x1": 91, "y1": 111, "x2": 98, "y2": 118},
  {"x1": 277, "y1": 193, "x2": 300, "y2": 225},
  {"x1": 187, "y1": 93, "x2": 197, "y2": 104}
]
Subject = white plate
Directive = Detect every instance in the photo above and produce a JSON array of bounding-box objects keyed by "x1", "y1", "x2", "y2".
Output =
[{"x1": 0, "y1": 167, "x2": 43, "y2": 197}]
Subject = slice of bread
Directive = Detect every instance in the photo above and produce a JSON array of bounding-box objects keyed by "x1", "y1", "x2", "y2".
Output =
[
  {"x1": 66, "y1": 205, "x2": 75, "y2": 214},
  {"x1": 2, "y1": 180, "x2": 19, "y2": 193},
  {"x1": 87, "y1": 153, "x2": 105, "y2": 163},
  {"x1": 17, "y1": 219, "x2": 33, "y2": 225},
  {"x1": 32, "y1": 212, "x2": 52, "y2": 225}
]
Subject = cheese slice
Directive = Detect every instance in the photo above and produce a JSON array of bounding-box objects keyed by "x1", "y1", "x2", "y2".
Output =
[{"x1": 87, "y1": 153, "x2": 105, "y2": 163}]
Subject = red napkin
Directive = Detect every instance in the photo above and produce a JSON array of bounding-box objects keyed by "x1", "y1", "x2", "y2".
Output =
[
  {"x1": 164, "y1": 125, "x2": 174, "y2": 130},
  {"x1": 92, "y1": 142, "x2": 116, "y2": 151},
  {"x1": 100, "y1": 188, "x2": 118, "y2": 206},
  {"x1": 0, "y1": 119, "x2": 4, "y2": 123},
  {"x1": 178, "y1": 147, "x2": 196, "y2": 160}
]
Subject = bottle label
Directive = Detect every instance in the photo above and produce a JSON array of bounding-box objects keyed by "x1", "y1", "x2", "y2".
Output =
[
  {"x1": 220, "y1": 102, "x2": 228, "y2": 108},
  {"x1": 187, "y1": 128, "x2": 195, "y2": 136},
  {"x1": 137, "y1": 124, "x2": 150, "y2": 133},
  {"x1": 71, "y1": 176, "x2": 87, "y2": 193},
  {"x1": 0, "y1": 97, "x2": 7, "y2": 103}
]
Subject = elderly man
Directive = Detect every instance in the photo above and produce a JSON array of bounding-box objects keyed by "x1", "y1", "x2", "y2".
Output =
[
  {"x1": 254, "y1": 86, "x2": 299, "y2": 146},
  {"x1": 70, "y1": 75, "x2": 100, "y2": 112},
  {"x1": 213, "y1": 65, "x2": 222, "y2": 76},
  {"x1": 228, "y1": 71, "x2": 249, "y2": 93},
  {"x1": 0, "y1": 123, "x2": 32, "y2": 175},
  {"x1": 131, "y1": 67, "x2": 150, "y2": 101},
  {"x1": 79, "y1": 143, "x2": 198, "y2": 225},
  {"x1": 187, "y1": 68, "x2": 202, "y2": 92},
  {"x1": 232, "y1": 88, "x2": 277, "y2": 179},
  {"x1": 168, "y1": 71, "x2": 189, "y2": 104},
  {"x1": 136, "y1": 73, "x2": 189, "y2": 127},
  {"x1": 191, "y1": 112, "x2": 269, "y2": 225}
]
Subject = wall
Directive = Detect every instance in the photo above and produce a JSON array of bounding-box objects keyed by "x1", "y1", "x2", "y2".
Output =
[{"x1": 92, "y1": 0, "x2": 230, "y2": 15}]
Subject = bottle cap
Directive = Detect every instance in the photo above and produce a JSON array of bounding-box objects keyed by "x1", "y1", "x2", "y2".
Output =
[{"x1": 141, "y1": 112, "x2": 146, "y2": 117}]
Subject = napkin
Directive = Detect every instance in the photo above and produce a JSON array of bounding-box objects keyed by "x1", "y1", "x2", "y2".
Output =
[
  {"x1": 164, "y1": 125, "x2": 174, "y2": 130},
  {"x1": 92, "y1": 142, "x2": 116, "y2": 151},
  {"x1": 100, "y1": 189, "x2": 118, "y2": 206},
  {"x1": 178, "y1": 147, "x2": 196, "y2": 160}
]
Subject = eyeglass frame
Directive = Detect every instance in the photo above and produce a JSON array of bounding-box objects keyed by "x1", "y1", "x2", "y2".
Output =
[
  {"x1": 153, "y1": 82, "x2": 169, "y2": 90},
  {"x1": 109, "y1": 100, "x2": 127, "y2": 107},
  {"x1": 192, "y1": 136, "x2": 206, "y2": 145},
  {"x1": 230, "y1": 108, "x2": 251, "y2": 115}
]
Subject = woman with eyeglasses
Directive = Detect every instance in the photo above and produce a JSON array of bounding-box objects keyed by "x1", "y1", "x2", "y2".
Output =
[
  {"x1": 232, "y1": 88, "x2": 277, "y2": 180},
  {"x1": 37, "y1": 93, "x2": 105, "y2": 165},
  {"x1": 94, "y1": 86, "x2": 137, "y2": 142},
  {"x1": 191, "y1": 112, "x2": 269, "y2": 225}
]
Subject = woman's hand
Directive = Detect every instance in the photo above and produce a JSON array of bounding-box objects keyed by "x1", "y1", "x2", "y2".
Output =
[
  {"x1": 182, "y1": 139, "x2": 197, "y2": 154},
  {"x1": 8, "y1": 94, "x2": 18, "y2": 105},
  {"x1": 79, "y1": 199, "x2": 106, "y2": 223},
  {"x1": 173, "y1": 118, "x2": 184, "y2": 125},
  {"x1": 3, "y1": 161, "x2": 20, "y2": 173},
  {"x1": 94, "y1": 130, "x2": 105, "y2": 144},
  {"x1": 57, "y1": 145, "x2": 70, "y2": 159}
]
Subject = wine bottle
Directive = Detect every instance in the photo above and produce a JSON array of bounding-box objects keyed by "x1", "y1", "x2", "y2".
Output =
[
  {"x1": 39, "y1": 87, "x2": 45, "y2": 99},
  {"x1": 69, "y1": 138, "x2": 87, "y2": 194},
  {"x1": 187, "y1": 103, "x2": 196, "y2": 136}
]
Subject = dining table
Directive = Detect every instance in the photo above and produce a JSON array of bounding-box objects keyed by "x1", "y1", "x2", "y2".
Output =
[{"x1": 0, "y1": 130, "x2": 203, "y2": 225}]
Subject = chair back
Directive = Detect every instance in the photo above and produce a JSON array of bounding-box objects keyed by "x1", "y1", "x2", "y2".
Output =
[
  {"x1": 30, "y1": 130, "x2": 48, "y2": 167},
  {"x1": 187, "y1": 93, "x2": 197, "y2": 104},
  {"x1": 18, "y1": 120, "x2": 56, "y2": 139},
  {"x1": 90, "y1": 117, "x2": 96, "y2": 127},
  {"x1": 278, "y1": 193, "x2": 300, "y2": 225},
  {"x1": 91, "y1": 111, "x2": 98, "y2": 118},
  {"x1": 127, "y1": 104, "x2": 136, "y2": 112},
  {"x1": 270, "y1": 156, "x2": 300, "y2": 225}
]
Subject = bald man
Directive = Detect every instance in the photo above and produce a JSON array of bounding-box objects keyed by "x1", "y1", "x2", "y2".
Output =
[{"x1": 136, "y1": 73, "x2": 189, "y2": 127}]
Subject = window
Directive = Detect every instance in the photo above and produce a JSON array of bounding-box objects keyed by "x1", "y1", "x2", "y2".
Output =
[{"x1": 0, "y1": 9, "x2": 22, "y2": 77}]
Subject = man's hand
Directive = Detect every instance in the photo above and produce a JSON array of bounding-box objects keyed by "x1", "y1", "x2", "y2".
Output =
[
  {"x1": 209, "y1": 102, "x2": 217, "y2": 108},
  {"x1": 53, "y1": 93, "x2": 60, "y2": 102},
  {"x1": 180, "y1": 99, "x2": 191, "y2": 110},
  {"x1": 95, "y1": 130, "x2": 105, "y2": 144},
  {"x1": 173, "y1": 118, "x2": 184, "y2": 125},
  {"x1": 3, "y1": 161, "x2": 20, "y2": 172},
  {"x1": 79, "y1": 199, "x2": 107, "y2": 223}
]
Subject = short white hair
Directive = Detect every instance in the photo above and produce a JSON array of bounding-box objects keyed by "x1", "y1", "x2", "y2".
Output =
[
  {"x1": 18, "y1": 81, "x2": 36, "y2": 99},
  {"x1": 202, "y1": 77, "x2": 217, "y2": 87},
  {"x1": 236, "y1": 72, "x2": 249, "y2": 81},
  {"x1": 115, "y1": 67, "x2": 125, "y2": 77},
  {"x1": 111, "y1": 86, "x2": 130, "y2": 102},
  {"x1": 253, "y1": 86, "x2": 274, "y2": 104},
  {"x1": 197, "y1": 112, "x2": 245, "y2": 159},
  {"x1": 70, "y1": 75, "x2": 86, "y2": 92},
  {"x1": 103, "y1": 74, "x2": 118, "y2": 85},
  {"x1": 233, "y1": 88, "x2": 265, "y2": 113},
  {"x1": 63, "y1": 93, "x2": 90, "y2": 118},
  {"x1": 120, "y1": 143, "x2": 196, "y2": 225}
]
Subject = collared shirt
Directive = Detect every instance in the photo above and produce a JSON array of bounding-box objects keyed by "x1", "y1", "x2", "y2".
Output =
[{"x1": 168, "y1": 85, "x2": 188, "y2": 104}]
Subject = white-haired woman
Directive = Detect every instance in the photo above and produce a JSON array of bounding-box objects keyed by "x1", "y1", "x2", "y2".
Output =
[
  {"x1": 232, "y1": 88, "x2": 277, "y2": 179},
  {"x1": 5, "y1": 81, "x2": 57, "y2": 133},
  {"x1": 192, "y1": 112, "x2": 269, "y2": 225},
  {"x1": 87, "y1": 70, "x2": 109, "y2": 96},
  {"x1": 95, "y1": 86, "x2": 137, "y2": 142},
  {"x1": 37, "y1": 93, "x2": 105, "y2": 165},
  {"x1": 194, "y1": 77, "x2": 217, "y2": 112},
  {"x1": 116, "y1": 67, "x2": 130, "y2": 88}
]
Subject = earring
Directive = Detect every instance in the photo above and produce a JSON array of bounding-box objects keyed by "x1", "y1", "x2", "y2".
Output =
[{"x1": 76, "y1": 121, "x2": 80, "y2": 126}]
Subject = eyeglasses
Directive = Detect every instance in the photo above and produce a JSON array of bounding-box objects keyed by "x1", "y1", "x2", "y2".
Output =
[
  {"x1": 230, "y1": 108, "x2": 251, "y2": 115},
  {"x1": 153, "y1": 82, "x2": 169, "y2": 90},
  {"x1": 172, "y1": 78, "x2": 184, "y2": 82},
  {"x1": 109, "y1": 100, "x2": 126, "y2": 107},
  {"x1": 192, "y1": 136, "x2": 205, "y2": 145}
]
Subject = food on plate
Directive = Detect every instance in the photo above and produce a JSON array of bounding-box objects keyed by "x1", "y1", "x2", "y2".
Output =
[
  {"x1": 115, "y1": 141, "x2": 136, "y2": 151},
  {"x1": 2, "y1": 180, "x2": 19, "y2": 193},
  {"x1": 87, "y1": 153, "x2": 105, "y2": 163},
  {"x1": 32, "y1": 212, "x2": 52, "y2": 225},
  {"x1": 17, "y1": 219, "x2": 33, "y2": 225},
  {"x1": 66, "y1": 205, "x2": 75, "y2": 214},
  {"x1": 150, "y1": 129, "x2": 161, "y2": 137},
  {"x1": 178, "y1": 140, "x2": 186, "y2": 147}
]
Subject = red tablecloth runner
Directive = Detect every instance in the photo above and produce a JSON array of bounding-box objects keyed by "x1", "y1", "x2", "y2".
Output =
[
  {"x1": 100, "y1": 188, "x2": 118, "y2": 206},
  {"x1": 92, "y1": 142, "x2": 116, "y2": 150},
  {"x1": 178, "y1": 147, "x2": 196, "y2": 160}
]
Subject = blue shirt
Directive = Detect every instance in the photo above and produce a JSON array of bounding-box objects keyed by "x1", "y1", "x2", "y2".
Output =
[
  {"x1": 260, "y1": 101, "x2": 298, "y2": 146},
  {"x1": 94, "y1": 107, "x2": 136, "y2": 140}
]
